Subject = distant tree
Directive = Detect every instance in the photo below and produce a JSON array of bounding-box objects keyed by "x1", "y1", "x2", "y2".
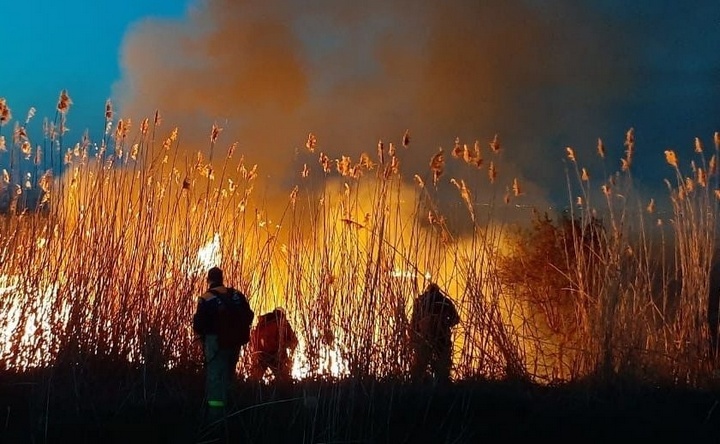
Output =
[{"x1": 499, "y1": 210, "x2": 608, "y2": 378}]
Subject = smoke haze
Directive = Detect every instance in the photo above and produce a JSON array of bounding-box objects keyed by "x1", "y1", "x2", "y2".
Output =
[{"x1": 114, "y1": 0, "x2": 717, "y2": 214}]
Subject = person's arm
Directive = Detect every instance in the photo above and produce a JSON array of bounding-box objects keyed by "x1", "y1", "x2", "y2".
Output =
[
  {"x1": 193, "y1": 296, "x2": 209, "y2": 336},
  {"x1": 446, "y1": 298, "x2": 460, "y2": 327},
  {"x1": 250, "y1": 326, "x2": 259, "y2": 349},
  {"x1": 237, "y1": 290, "x2": 254, "y2": 325},
  {"x1": 410, "y1": 297, "x2": 421, "y2": 330},
  {"x1": 434, "y1": 294, "x2": 459, "y2": 327},
  {"x1": 287, "y1": 324, "x2": 299, "y2": 350}
]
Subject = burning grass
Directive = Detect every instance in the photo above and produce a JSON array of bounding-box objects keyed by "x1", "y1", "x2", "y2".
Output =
[{"x1": 0, "y1": 95, "x2": 719, "y2": 395}]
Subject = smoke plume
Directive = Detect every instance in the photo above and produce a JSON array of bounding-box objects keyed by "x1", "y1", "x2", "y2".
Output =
[{"x1": 114, "y1": 0, "x2": 644, "y2": 215}]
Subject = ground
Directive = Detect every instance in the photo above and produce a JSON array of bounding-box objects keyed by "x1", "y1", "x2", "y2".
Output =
[{"x1": 1, "y1": 368, "x2": 719, "y2": 443}]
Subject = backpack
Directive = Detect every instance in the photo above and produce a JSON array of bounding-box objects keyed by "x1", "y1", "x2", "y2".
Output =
[{"x1": 212, "y1": 288, "x2": 254, "y2": 349}]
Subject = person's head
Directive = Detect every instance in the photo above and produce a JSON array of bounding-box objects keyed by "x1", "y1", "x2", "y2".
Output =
[
  {"x1": 424, "y1": 282, "x2": 440, "y2": 294},
  {"x1": 274, "y1": 307, "x2": 286, "y2": 319},
  {"x1": 207, "y1": 267, "x2": 223, "y2": 288}
]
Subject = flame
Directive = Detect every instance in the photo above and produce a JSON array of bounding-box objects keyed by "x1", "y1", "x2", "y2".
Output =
[
  {"x1": 197, "y1": 233, "x2": 222, "y2": 271},
  {"x1": 0, "y1": 132, "x2": 558, "y2": 383},
  {"x1": 390, "y1": 268, "x2": 432, "y2": 281},
  {"x1": 291, "y1": 339, "x2": 349, "y2": 380},
  {"x1": 0, "y1": 275, "x2": 69, "y2": 370},
  {"x1": 175, "y1": 233, "x2": 223, "y2": 280},
  {"x1": 0, "y1": 233, "x2": 224, "y2": 371}
]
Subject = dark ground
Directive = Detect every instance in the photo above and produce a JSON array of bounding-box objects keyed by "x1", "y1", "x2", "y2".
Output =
[{"x1": 1, "y1": 366, "x2": 719, "y2": 443}]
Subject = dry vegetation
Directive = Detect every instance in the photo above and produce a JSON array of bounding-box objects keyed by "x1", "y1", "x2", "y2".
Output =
[{"x1": 0, "y1": 93, "x2": 719, "y2": 440}]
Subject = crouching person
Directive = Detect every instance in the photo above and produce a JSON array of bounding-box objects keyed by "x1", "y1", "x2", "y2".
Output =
[
  {"x1": 193, "y1": 267, "x2": 254, "y2": 423},
  {"x1": 250, "y1": 308, "x2": 298, "y2": 382}
]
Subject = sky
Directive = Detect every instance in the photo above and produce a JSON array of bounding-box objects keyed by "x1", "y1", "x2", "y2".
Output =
[
  {"x1": 0, "y1": 1, "x2": 187, "y2": 130},
  {"x1": 1, "y1": 0, "x2": 719, "y2": 213}
]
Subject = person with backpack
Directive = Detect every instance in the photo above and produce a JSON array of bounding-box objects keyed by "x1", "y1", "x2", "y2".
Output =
[
  {"x1": 249, "y1": 307, "x2": 298, "y2": 382},
  {"x1": 409, "y1": 282, "x2": 460, "y2": 383},
  {"x1": 193, "y1": 267, "x2": 254, "y2": 421}
]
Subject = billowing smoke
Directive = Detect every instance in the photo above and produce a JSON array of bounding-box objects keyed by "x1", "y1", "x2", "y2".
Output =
[{"x1": 113, "y1": 0, "x2": 645, "y2": 216}]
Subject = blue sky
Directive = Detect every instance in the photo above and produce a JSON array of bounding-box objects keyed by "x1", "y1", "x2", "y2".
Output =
[
  {"x1": 1, "y1": 0, "x2": 719, "y2": 209},
  {"x1": 0, "y1": 1, "x2": 189, "y2": 133}
]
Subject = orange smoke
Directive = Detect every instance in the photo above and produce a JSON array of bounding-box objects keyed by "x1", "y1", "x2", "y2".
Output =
[{"x1": 113, "y1": 0, "x2": 637, "y2": 219}]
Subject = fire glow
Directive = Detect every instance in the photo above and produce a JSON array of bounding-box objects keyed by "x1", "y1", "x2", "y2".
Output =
[
  {"x1": 0, "y1": 274, "x2": 68, "y2": 370},
  {"x1": 0, "y1": 96, "x2": 715, "y2": 386}
]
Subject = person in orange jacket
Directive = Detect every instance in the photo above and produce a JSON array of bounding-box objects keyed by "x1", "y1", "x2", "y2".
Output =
[{"x1": 249, "y1": 307, "x2": 298, "y2": 382}]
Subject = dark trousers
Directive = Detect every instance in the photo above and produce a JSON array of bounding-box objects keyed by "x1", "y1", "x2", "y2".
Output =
[
  {"x1": 203, "y1": 335, "x2": 239, "y2": 418},
  {"x1": 251, "y1": 351, "x2": 292, "y2": 381},
  {"x1": 411, "y1": 338, "x2": 453, "y2": 382}
]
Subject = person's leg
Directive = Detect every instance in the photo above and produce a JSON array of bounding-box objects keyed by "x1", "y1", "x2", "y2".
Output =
[
  {"x1": 276, "y1": 352, "x2": 293, "y2": 382},
  {"x1": 268, "y1": 354, "x2": 282, "y2": 381},
  {"x1": 432, "y1": 340, "x2": 453, "y2": 383},
  {"x1": 251, "y1": 352, "x2": 272, "y2": 381},
  {"x1": 223, "y1": 348, "x2": 240, "y2": 408},
  {"x1": 411, "y1": 341, "x2": 431, "y2": 382},
  {"x1": 203, "y1": 336, "x2": 226, "y2": 422}
]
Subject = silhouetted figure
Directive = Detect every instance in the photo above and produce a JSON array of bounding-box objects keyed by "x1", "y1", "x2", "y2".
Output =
[
  {"x1": 410, "y1": 283, "x2": 460, "y2": 383},
  {"x1": 193, "y1": 267, "x2": 253, "y2": 422},
  {"x1": 250, "y1": 308, "x2": 298, "y2": 382}
]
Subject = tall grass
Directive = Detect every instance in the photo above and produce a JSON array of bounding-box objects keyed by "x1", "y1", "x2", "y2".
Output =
[
  {"x1": 0, "y1": 94, "x2": 718, "y2": 390},
  {"x1": 499, "y1": 131, "x2": 720, "y2": 384}
]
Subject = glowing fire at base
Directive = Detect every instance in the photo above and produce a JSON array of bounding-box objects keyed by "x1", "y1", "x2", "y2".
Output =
[
  {"x1": 0, "y1": 232, "x2": 225, "y2": 371},
  {"x1": 0, "y1": 274, "x2": 69, "y2": 370},
  {"x1": 291, "y1": 338, "x2": 350, "y2": 380}
]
